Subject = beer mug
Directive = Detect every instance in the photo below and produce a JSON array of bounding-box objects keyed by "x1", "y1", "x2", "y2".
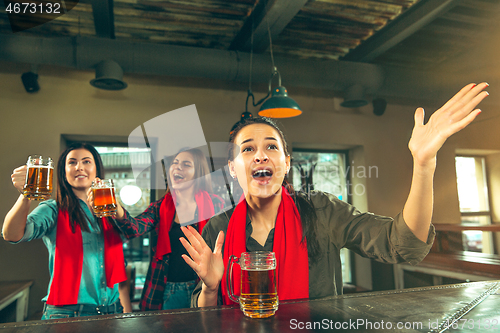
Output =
[
  {"x1": 91, "y1": 179, "x2": 117, "y2": 217},
  {"x1": 226, "y1": 251, "x2": 278, "y2": 318},
  {"x1": 23, "y1": 155, "x2": 54, "y2": 200}
]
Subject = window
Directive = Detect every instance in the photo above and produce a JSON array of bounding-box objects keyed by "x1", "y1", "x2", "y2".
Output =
[
  {"x1": 455, "y1": 156, "x2": 494, "y2": 253},
  {"x1": 95, "y1": 145, "x2": 153, "y2": 300},
  {"x1": 96, "y1": 144, "x2": 235, "y2": 300},
  {"x1": 291, "y1": 150, "x2": 352, "y2": 283},
  {"x1": 291, "y1": 150, "x2": 348, "y2": 202}
]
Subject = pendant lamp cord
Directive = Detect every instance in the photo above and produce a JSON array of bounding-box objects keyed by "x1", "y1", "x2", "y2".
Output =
[
  {"x1": 246, "y1": 16, "x2": 255, "y2": 112},
  {"x1": 266, "y1": 5, "x2": 279, "y2": 85},
  {"x1": 246, "y1": 0, "x2": 281, "y2": 110},
  {"x1": 249, "y1": 15, "x2": 254, "y2": 92},
  {"x1": 267, "y1": 10, "x2": 275, "y2": 71}
]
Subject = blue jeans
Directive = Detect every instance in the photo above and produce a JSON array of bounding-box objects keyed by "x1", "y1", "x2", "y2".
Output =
[
  {"x1": 162, "y1": 280, "x2": 197, "y2": 310},
  {"x1": 41, "y1": 302, "x2": 123, "y2": 320}
]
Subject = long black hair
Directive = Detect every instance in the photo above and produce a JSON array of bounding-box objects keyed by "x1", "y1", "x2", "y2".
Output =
[
  {"x1": 229, "y1": 117, "x2": 320, "y2": 259},
  {"x1": 56, "y1": 142, "x2": 104, "y2": 233}
]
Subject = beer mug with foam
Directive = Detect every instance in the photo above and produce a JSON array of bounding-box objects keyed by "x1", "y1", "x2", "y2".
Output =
[
  {"x1": 23, "y1": 155, "x2": 54, "y2": 200},
  {"x1": 91, "y1": 179, "x2": 117, "y2": 217},
  {"x1": 226, "y1": 251, "x2": 278, "y2": 318}
]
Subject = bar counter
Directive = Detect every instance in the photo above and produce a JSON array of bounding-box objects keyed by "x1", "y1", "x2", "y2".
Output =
[{"x1": 1, "y1": 281, "x2": 498, "y2": 332}]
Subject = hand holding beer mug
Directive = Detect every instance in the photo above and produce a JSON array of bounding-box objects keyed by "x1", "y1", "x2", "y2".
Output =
[
  {"x1": 23, "y1": 155, "x2": 54, "y2": 200},
  {"x1": 226, "y1": 251, "x2": 278, "y2": 318},
  {"x1": 91, "y1": 179, "x2": 117, "y2": 217}
]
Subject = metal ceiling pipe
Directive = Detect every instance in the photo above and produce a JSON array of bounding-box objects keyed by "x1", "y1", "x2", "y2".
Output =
[{"x1": 0, "y1": 34, "x2": 384, "y2": 94}]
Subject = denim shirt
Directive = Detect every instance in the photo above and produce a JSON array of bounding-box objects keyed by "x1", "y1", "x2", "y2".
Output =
[{"x1": 13, "y1": 199, "x2": 119, "y2": 306}]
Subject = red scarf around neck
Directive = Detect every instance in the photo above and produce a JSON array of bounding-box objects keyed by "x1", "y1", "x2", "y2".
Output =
[
  {"x1": 222, "y1": 187, "x2": 309, "y2": 305},
  {"x1": 47, "y1": 210, "x2": 127, "y2": 306},
  {"x1": 156, "y1": 190, "x2": 214, "y2": 260}
]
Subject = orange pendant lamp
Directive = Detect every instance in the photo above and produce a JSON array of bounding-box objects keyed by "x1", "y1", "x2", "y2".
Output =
[
  {"x1": 258, "y1": 86, "x2": 302, "y2": 118},
  {"x1": 258, "y1": 67, "x2": 302, "y2": 118},
  {"x1": 230, "y1": 16, "x2": 301, "y2": 135}
]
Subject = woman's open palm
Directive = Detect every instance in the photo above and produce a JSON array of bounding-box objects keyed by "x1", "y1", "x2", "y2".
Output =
[
  {"x1": 409, "y1": 83, "x2": 489, "y2": 167},
  {"x1": 180, "y1": 226, "x2": 225, "y2": 292}
]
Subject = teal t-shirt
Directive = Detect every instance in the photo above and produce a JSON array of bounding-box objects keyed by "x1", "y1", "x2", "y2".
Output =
[{"x1": 15, "y1": 199, "x2": 120, "y2": 306}]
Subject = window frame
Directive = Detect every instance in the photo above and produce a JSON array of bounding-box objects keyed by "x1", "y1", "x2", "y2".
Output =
[
  {"x1": 290, "y1": 148, "x2": 353, "y2": 284},
  {"x1": 455, "y1": 154, "x2": 494, "y2": 254},
  {"x1": 455, "y1": 154, "x2": 493, "y2": 224},
  {"x1": 290, "y1": 148, "x2": 352, "y2": 204}
]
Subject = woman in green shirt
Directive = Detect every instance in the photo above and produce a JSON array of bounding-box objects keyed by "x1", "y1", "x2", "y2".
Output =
[{"x1": 179, "y1": 82, "x2": 489, "y2": 307}]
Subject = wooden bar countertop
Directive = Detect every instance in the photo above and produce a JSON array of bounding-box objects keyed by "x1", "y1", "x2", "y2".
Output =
[{"x1": 1, "y1": 281, "x2": 498, "y2": 332}]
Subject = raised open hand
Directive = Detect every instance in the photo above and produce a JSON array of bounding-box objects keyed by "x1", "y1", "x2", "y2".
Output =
[
  {"x1": 180, "y1": 226, "x2": 224, "y2": 292},
  {"x1": 408, "y1": 83, "x2": 489, "y2": 167}
]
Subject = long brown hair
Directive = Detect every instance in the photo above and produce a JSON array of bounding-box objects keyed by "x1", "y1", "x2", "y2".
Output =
[
  {"x1": 56, "y1": 143, "x2": 104, "y2": 233},
  {"x1": 228, "y1": 117, "x2": 320, "y2": 258}
]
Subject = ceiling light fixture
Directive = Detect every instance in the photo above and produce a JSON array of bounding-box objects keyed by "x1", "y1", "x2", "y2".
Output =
[
  {"x1": 258, "y1": 67, "x2": 301, "y2": 118},
  {"x1": 257, "y1": 11, "x2": 301, "y2": 118},
  {"x1": 340, "y1": 84, "x2": 368, "y2": 108},
  {"x1": 230, "y1": 7, "x2": 302, "y2": 135},
  {"x1": 90, "y1": 60, "x2": 127, "y2": 90}
]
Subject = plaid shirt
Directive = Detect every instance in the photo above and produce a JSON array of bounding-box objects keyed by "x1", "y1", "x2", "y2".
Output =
[{"x1": 114, "y1": 194, "x2": 224, "y2": 311}]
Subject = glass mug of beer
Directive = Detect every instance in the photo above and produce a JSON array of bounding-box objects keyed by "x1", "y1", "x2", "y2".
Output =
[
  {"x1": 23, "y1": 155, "x2": 54, "y2": 200},
  {"x1": 226, "y1": 251, "x2": 278, "y2": 318},
  {"x1": 91, "y1": 179, "x2": 117, "y2": 217}
]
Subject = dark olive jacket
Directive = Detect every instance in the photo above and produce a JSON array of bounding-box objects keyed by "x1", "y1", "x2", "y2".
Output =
[{"x1": 191, "y1": 191, "x2": 435, "y2": 307}]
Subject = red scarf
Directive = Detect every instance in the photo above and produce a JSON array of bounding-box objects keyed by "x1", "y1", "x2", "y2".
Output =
[
  {"x1": 156, "y1": 190, "x2": 214, "y2": 260},
  {"x1": 222, "y1": 187, "x2": 309, "y2": 305},
  {"x1": 47, "y1": 210, "x2": 127, "y2": 306}
]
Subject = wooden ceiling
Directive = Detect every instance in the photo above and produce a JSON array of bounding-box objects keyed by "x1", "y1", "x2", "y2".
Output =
[
  {"x1": 1, "y1": 0, "x2": 500, "y2": 103},
  {"x1": 1, "y1": 0, "x2": 498, "y2": 70},
  {"x1": 1, "y1": 1, "x2": 421, "y2": 59}
]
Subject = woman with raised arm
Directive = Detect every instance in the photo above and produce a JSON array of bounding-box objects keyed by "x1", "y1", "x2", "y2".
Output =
[
  {"x1": 2, "y1": 143, "x2": 130, "y2": 319},
  {"x1": 180, "y1": 83, "x2": 489, "y2": 307},
  {"x1": 108, "y1": 148, "x2": 224, "y2": 310}
]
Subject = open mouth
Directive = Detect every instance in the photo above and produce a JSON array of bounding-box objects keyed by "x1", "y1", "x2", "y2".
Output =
[
  {"x1": 173, "y1": 173, "x2": 185, "y2": 181},
  {"x1": 252, "y1": 169, "x2": 273, "y2": 179}
]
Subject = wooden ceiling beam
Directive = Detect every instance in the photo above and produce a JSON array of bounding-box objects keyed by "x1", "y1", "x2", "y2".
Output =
[
  {"x1": 229, "y1": 0, "x2": 308, "y2": 53},
  {"x1": 342, "y1": 0, "x2": 463, "y2": 62},
  {"x1": 85, "y1": 0, "x2": 115, "y2": 38}
]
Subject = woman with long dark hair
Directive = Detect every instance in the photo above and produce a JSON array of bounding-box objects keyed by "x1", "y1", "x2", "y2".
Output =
[
  {"x1": 179, "y1": 82, "x2": 489, "y2": 307},
  {"x1": 3, "y1": 143, "x2": 129, "y2": 319},
  {"x1": 109, "y1": 148, "x2": 224, "y2": 310}
]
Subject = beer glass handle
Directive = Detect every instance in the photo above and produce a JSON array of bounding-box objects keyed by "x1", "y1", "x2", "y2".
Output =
[{"x1": 226, "y1": 255, "x2": 239, "y2": 304}]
